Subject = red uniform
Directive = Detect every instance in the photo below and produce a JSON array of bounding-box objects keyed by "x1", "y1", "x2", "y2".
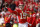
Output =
[
  {"x1": 17, "y1": 9, "x2": 27, "y2": 23},
  {"x1": 32, "y1": 13, "x2": 36, "y2": 24},
  {"x1": 32, "y1": 13, "x2": 36, "y2": 27},
  {"x1": 4, "y1": 15, "x2": 11, "y2": 24},
  {"x1": 14, "y1": 8, "x2": 27, "y2": 23}
]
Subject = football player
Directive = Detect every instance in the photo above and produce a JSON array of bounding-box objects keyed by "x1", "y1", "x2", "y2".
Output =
[
  {"x1": 14, "y1": 2, "x2": 28, "y2": 27},
  {"x1": 4, "y1": 13, "x2": 11, "y2": 27},
  {"x1": 32, "y1": 11, "x2": 36, "y2": 27},
  {"x1": 36, "y1": 17, "x2": 40, "y2": 27}
]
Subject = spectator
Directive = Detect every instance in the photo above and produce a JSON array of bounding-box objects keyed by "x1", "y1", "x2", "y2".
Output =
[{"x1": 9, "y1": 1, "x2": 16, "y2": 11}]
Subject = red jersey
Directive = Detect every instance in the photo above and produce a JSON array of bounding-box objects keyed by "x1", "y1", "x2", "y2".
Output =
[
  {"x1": 32, "y1": 13, "x2": 36, "y2": 26},
  {"x1": 17, "y1": 9, "x2": 27, "y2": 23},
  {"x1": 4, "y1": 15, "x2": 11, "y2": 24},
  {"x1": 14, "y1": 9, "x2": 27, "y2": 23}
]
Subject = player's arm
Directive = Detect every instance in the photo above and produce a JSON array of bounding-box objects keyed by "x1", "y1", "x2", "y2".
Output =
[
  {"x1": 5, "y1": 15, "x2": 11, "y2": 21},
  {"x1": 7, "y1": 15, "x2": 11, "y2": 20}
]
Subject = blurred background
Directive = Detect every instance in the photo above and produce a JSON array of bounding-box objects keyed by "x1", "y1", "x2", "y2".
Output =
[{"x1": 0, "y1": 0, "x2": 40, "y2": 27}]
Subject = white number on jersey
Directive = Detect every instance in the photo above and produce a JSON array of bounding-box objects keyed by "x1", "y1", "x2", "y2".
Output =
[
  {"x1": 33, "y1": 14, "x2": 36, "y2": 17},
  {"x1": 20, "y1": 13, "x2": 27, "y2": 19}
]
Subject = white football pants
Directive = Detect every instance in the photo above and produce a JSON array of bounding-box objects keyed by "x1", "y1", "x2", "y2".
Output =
[{"x1": 18, "y1": 22, "x2": 28, "y2": 27}]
